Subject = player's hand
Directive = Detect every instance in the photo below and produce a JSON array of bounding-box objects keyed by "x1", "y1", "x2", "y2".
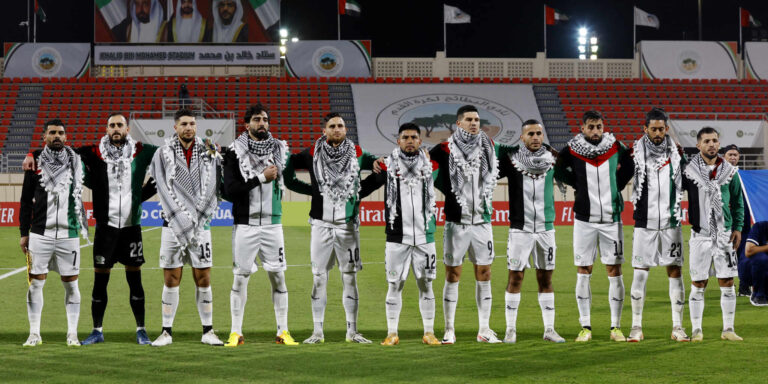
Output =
[
  {"x1": 730, "y1": 230, "x2": 742, "y2": 251},
  {"x1": 263, "y1": 165, "x2": 278, "y2": 182},
  {"x1": 373, "y1": 157, "x2": 386, "y2": 174},
  {"x1": 20, "y1": 236, "x2": 29, "y2": 254},
  {"x1": 22, "y1": 155, "x2": 36, "y2": 171}
]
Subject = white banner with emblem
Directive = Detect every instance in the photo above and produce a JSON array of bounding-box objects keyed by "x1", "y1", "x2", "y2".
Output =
[
  {"x1": 351, "y1": 84, "x2": 543, "y2": 156},
  {"x1": 3, "y1": 43, "x2": 90, "y2": 78},
  {"x1": 130, "y1": 119, "x2": 235, "y2": 147},
  {"x1": 670, "y1": 119, "x2": 766, "y2": 148},
  {"x1": 285, "y1": 40, "x2": 371, "y2": 78},
  {"x1": 639, "y1": 41, "x2": 738, "y2": 80}
]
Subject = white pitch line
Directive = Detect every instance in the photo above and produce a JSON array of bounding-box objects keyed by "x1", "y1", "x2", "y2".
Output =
[{"x1": 0, "y1": 227, "x2": 162, "y2": 281}]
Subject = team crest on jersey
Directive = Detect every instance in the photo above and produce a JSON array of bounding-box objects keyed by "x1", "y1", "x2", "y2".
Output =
[{"x1": 95, "y1": 256, "x2": 105, "y2": 264}]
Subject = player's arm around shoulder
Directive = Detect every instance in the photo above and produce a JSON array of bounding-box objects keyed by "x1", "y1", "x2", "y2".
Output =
[
  {"x1": 553, "y1": 145, "x2": 575, "y2": 187},
  {"x1": 282, "y1": 148, "x2": 313, "y2": 195},
  {"x1": 359, "y1": 160, "x2": 387, "y2": 199},
  {"x1": 729, "y1": 174, "x2": 744, "y2": 232}
]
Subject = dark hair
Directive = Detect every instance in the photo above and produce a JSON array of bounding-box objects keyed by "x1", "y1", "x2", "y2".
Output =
[
  {"x1": 644, "y1": 107, "x2": 668, "y2": 126},
  {"x1": 174, "y1": 108, "x2": 195, "y2": 122},
  {"x1": 521, "y1": 119, "x2": 542, "y2": 128},
  {"x1": 244, "y1": 103, "x2": 269, "y2": 124},
  {"x1": 722, "y1": 144, "x2": 739, "y2": 153},
  {"x1": 456, "y1": 105, "x2": 478, "y2": 121},
  {"x1": 324, "y1": 112, "x2": 342, "y2": 124},
  {"x1": 696, "y1": 126, "x2": 719, "y2": 141},
  {"x1": 107, "y1": 112, "x2": 128, "y2": 123},
  {"x1": 582, "y1": 110, "x2": 603, "y2": 124},
  {"x1": 44, "y1": 119, "x2": 65, "y2": 133},
  {"x1": 399, "y1": 122, "x2": 421, "y2": 135}
]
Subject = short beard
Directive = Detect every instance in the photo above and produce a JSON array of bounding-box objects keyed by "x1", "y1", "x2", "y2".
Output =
[
  {"x1": 586, "y1": 136, "x2": 602, "y2": 145},
  {"x1": 403, "y1": 149, "x2": 419, "y2": 157},
  {"x1": 327, "y1": 137, "x2": 344, "y2": 146},
  {"x1": 255, "y1": 130, "x2": 269, "y2": 140},
  {"x1": 701, "y1": 151, "x2": 718, "y2": 161},
  {"x1": 179, "y1": 136, "x2": 194, "y2": 144},
  {"x1": 110, "y1": 136, "x2": 127, "y2": 146}
]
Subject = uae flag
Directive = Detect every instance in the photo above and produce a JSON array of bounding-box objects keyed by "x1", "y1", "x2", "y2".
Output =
[
  {"x1": 741, "y1": 9, "x2": 762, "y2": 27},
  {"x1": 340, "y1": 0, "x2": 361, "y2": 17},
  {"x1": 95, "y1": 0, "x2": 127, "y2": 29},
  {"x1": 35, "y1": 0, "x2": 47, "y2": 22},
  {"x1": 249, "y1": 0, "x2": 280, "y2": 28},
  {"x1": 545, "y1": 5, "x2": 568, "y2": 25}
]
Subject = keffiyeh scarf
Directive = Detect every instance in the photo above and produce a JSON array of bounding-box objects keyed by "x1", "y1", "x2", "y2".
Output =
[
  {"x1": 38, "y1": 145, "x2": 88, "y2": 239},
  {"x1": 152, "y1": 136, "x2": 219, "y2": 248},
  {"x1": 684, "y1": 154, "x2": 737, "y2": 245},
  {"x1": 631, "y1": 135, "x2": 683, "y2": 222},
  {"x1": 510, "y1": 145, "x2": 555, "y2": 179},
  {"x1": 385, "y1": 148, "x2": 436, "y2": 229},
  {"x1": 99, "y1": 134, "x2": 136, "y2": 185},
  {"x1": 313, "y1": 137, "x2": 359, "y2": 209},
  {"x1": 232, "y1": 132, "x2": 288, "y2": 189},
  {"x1": 447, "y1": 128, "x2": 498, "y2": 212},
  {"x1": 568, "y1": 132, "x2": 617, "y2": 159}
]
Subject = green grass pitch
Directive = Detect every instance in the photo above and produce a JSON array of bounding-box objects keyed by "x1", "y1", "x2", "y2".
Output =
[{"x1": 0, "y1": 225, "x2": 766, "y2": 383}]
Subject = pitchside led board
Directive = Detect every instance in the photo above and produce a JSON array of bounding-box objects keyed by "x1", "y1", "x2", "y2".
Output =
[
  {"x1": 94, "y1": 0, "x2": 279, "y2": 43},
  {"x1": 351, "y1": 84, "x2": 544, "y2": 156}
]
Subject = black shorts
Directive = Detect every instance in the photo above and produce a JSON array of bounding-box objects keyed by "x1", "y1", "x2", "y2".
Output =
[{"x1": 93, "y1": 225, "x2": 145, "y2": 268}]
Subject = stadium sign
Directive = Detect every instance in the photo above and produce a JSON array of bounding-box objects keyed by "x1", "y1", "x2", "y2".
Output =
[
  {"x1": 3, "y1": 43, "x2": 91, "y2": 78},
  {"x1": 351, "y1": 84, "x2": 544, "y2": 156},
  {"x1": 285, "y1": 40, "x2": 372, "y2": 78},
  {"x1": 94, "y1": 45, "x2": 280, "y2": 65}
]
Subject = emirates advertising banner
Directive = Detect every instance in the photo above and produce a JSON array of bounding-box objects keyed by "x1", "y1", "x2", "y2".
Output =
[
  {"x1": 639, "y1": 41, "x2": 738, "y2": 80},
  {"x1": 285, "y1": 40, "x2": 372, "y2": 78},
  {"x1": 670, "y1": 120, "x2": 765, "y2": 148},
  {"x1": 351, "y1": 84, "x2": 544, "y2": 156},
  {"x1": 3, "y1": 43, "x2": 90, "y2": 78},
  {"x1": 130, "y1": 118, "x2": 236, "y2": 146},
  {"x1": 1, "y1": 201, "x2": 696, "y2": 227},
  {"x1": 744, "y1": 42, "x2": 768, "y2": 80}
]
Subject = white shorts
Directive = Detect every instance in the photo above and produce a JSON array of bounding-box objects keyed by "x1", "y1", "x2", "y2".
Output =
[
  {"x1": 159, "y1": 227, "x2": 213, "y2": 269},
  {"x1": 231, "y1": 224, "x2": 286, "y2": 275},
  {"x1": 385, "y1": 242, "x2": 437, "y2": 283},
  {"x1": 573, "y1": 220, "x2": 624, "y2": 267},
  {"x1": 443, "y1": 222, "x2": 495, "y2": 267},
  {"x1": 688, "y1": 231, "x2": 738, "y2": 281},
  {"x1": 506, "y1": 229, "x2": 556, "y2": 271},
  {"x1": 28, "y1": 233, "x2": 80, "y2": 276},
  {"x1": 632, "y1": 227, "x2": 683, "y2": 268},
  {"x1": 310, "y1": 223, "x2": 361, "y2": 274}
]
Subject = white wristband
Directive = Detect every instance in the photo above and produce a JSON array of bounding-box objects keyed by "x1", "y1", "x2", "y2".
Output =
[{"x1": 257, "y1": 173, "x2": 267, "y2": 183}]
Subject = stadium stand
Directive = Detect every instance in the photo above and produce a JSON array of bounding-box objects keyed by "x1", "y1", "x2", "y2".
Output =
[{"x1": 2, "y1": 76, "x2": 767, "y2": 171}]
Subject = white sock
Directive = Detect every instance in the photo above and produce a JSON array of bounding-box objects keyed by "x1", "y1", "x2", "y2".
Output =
[
  {"x1": 575, "y1": 273, "x2": 592, "y2": 327},
  {"x1": 341, "y1": 272, "x2": 359, "y2": 336},
  {"x1": 268, "y1": 271, "x2": 289, "y2": 335},
  {"x1": 669, "y1": 277, "x2": 685, "y2": 328},
  {"x1": 196, "y1": 286, "x2": 213, "y2": 327},
  {"x1": 538, "y1": 292, "x2": 555, "y2": 330},
  {"x1": 630, "y1": 269, "x2": 649, "y2": 328},
  {"x1": 385, "y1": 281, "x2": 404, "y2": 334},
  {"x1": 504, "y1": 291, "x2": 520, "y2": 331},
  {"x1": 27, "y1": 279, "x2": 45, "y2": 335},
  {"x1": 62, "y1": 280, "x2": 80, "y2": 335},
  {"x1": 161, "y1": 285, "x2": 180, "y2": 328},
  {"x1": 608, "y1": 275, "x2": 624, "y2": 328},
  {"x1": 476, "y1": 280, "x2": 492, "y2": 331},
  {"x1": 310, "y1": 273, "x2": 328, "y2": 335},
  {"x1": 720, "y1": 286, "x2": 736, "y2": 331},
  {"x1": 443, "y1": 281, "x2": 459, "y2": 331},
  {"x1": 689, "y1": 285, "x2": 705, "y2": 331},
  {"x1": 416, "y1": 279, "x2": 435, "y2": 333},
  {"x1": 230, "y1": 274, "x2": 250, "y2": 334}
]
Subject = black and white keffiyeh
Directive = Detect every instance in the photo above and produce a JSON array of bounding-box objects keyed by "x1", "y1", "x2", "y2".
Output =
[
  {"x1": 684, "y1": 154, "x2": 738, "y2": 245},
  {"x1": 313, "y1": 136, "x2": 359, "y2": 208},
  {"x1": 385, "y1": 148, "x2": 436, "y2": 229},
  {"x1": 99, "y1": 134, "x2": 136, "y2": 184},
  {"x1": 568, "y1": 132, "x2": 617, "y2": 159},
  {"x1": 447, "y1": 128, "x2": 498, "y2": 212},
  {"x1": 232, "y1": 132, "x2": 288, "y2": 188},
  {"x1": 631, "y1": 135, "x2": 683, "y2": 221},
  {"x1": 151, "y1": 136, "x2": 219, "y2": 248},
  {"x1": 38, "y1": 145, "x2": 89, "y2": 239},
  {"x1": 511, "y1": 145, "x2": 555, "y2": 179}
]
